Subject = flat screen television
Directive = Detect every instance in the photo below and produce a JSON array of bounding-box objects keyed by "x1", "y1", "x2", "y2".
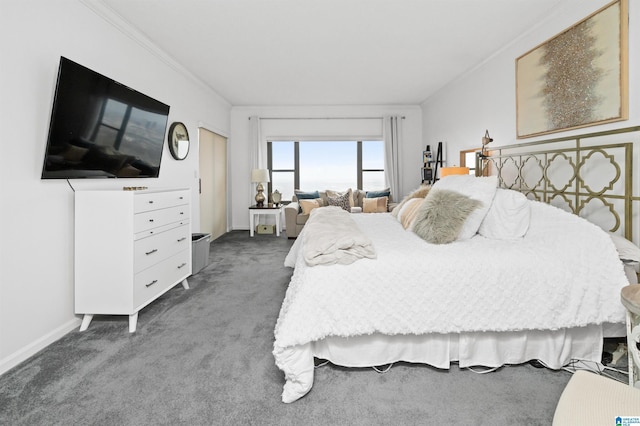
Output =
[{"x1": 41, "y1": 57, "x2": 170, "y2": 179}]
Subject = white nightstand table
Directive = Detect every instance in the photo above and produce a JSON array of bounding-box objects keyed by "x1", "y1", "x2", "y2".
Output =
[{"x1": 249, "y1": 204, "x2": 283, "y2": 237}]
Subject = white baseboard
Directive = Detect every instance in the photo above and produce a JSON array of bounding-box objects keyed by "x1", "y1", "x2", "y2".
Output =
[{"x1": 0, "y1": 318, "x2": 81, "y2": 376}]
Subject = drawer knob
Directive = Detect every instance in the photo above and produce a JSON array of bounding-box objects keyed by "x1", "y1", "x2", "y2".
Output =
[
  {"x1": 149, "y1": 219, "x2": 154, "y2": 222},
  {"x1": 177, "y1": 263, "x2": 187, "y2": 269},
  {"x1": 177, "y1": 237, "x2": 186, "y2": 242},
  {"x1": 148, "y1": 200, "x2": 154, "y2": 204},
  {"x1": 145, "y1": 249, "x2": 158, "y2": 255},
  {"x1": 145, "y1": 279, "x2": 158, "y2": 288},
  {"x1": 180, "y1": 212, "x2": 184, "y2": 215}
]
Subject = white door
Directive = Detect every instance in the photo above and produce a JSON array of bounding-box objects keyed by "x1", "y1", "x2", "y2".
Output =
[{"x1": 199, "y1": 128, "x2": 227, "y2": 240}]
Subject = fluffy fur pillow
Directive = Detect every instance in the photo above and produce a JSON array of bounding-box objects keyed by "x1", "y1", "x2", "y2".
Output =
[
  {"x1": 391, "y1": 185, "x2": 431, "y2": 218},
  {"x1": 413, "y1": 189, "x2": 482, "y2": 244},
  {"x1": 363, "y1": 196, "x2": 388, "y2": 213},
  {"x1": 432, "y1": 175, "x2": 497, "y2": 239}
]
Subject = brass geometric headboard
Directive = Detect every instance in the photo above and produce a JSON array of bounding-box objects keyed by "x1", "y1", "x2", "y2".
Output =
[{"x1": 477, "y1": 126, "x2": 640, "y2": 244}]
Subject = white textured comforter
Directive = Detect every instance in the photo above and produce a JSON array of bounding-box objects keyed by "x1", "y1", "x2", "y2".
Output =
[{"x1": 274, "y1": 201, "x2": 629, "y2": 402}]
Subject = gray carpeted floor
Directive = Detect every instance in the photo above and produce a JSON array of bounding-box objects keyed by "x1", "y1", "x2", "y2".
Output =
[{"x1": 1, "y1": 231, "x2": 580, "y2": 425}]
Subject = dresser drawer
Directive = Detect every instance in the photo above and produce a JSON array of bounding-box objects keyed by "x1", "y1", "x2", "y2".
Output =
[
  {"x1": 135, "y1": 190, "x2": 189, "y2": 213},
  {"x1": 133, "y1": 249, "x2": 190, "y2": 309},
  {"x1": 134, "y1": 205, "x2": 190, "y2": 232},
  {"x1": 134, "y1": 224, "x2": 190, "y2": 273}
]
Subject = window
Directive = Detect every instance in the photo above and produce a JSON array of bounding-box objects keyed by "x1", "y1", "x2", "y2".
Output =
[
  {"x1": 460, "y1": 148, "x2": 480, "y2": 176},
  {"x1": 268, "y1": 140, "x2": 385, "y2": 201}
]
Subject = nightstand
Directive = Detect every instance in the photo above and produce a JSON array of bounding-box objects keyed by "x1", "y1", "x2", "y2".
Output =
[{"x1": 249, "y1": 204, "x2": 282, "y2": 237}]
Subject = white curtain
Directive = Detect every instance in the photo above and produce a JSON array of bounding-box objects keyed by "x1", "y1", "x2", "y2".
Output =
[
  {"x1": 383, "y1": 116, "x2": 401, "y2": 199},
  {"x1": 249, "y1": 116, "x2": 267, "y2": 170},
  {"x1": 249, "y1": 116, "x2": 268, "y2": 204}
]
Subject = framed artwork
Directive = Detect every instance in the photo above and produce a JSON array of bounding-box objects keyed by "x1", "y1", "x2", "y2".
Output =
[{"x1": 516, "y1": 0, "x2": 628, "y2": 139}]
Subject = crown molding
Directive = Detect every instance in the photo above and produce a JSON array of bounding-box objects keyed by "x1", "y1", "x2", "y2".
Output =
[{"x1": 80, "y1": 0, "x2": 231, "y2": 108}]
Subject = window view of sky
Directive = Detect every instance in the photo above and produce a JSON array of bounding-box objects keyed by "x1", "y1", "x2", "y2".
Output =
[{"x1": 271, "y1": 141, "x2": 385, "y2": 200}]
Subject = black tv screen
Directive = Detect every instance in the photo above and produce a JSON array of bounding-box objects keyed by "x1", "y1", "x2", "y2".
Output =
[{"x1": 42, "y1": 57, "x2": 170, "y2": 179}]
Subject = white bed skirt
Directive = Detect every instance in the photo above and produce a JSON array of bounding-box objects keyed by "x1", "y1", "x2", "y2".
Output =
[
  {"x1": 313, "y1": 327, "x2": 605, "y2": 370},
  {"x1": 276, "y1": 324, "x2": 624, "y2": 403}
]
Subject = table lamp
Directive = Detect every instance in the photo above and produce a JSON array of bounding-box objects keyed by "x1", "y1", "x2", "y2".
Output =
[{"x1": 251, "y1": 169, "x2": 270, "y2": 207}]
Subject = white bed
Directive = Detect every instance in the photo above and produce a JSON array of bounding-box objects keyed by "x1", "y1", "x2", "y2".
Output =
[
  {"x1": 273, "y1": 128, "x2": 640, "y2": 403},
  {"x1": 273, "y1": 201, "x2": 629, "y2": 402}
]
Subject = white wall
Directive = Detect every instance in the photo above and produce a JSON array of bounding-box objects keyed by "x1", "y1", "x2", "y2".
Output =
[
  {"x1": 421, "y1": 0, "x2": 640, "y2": 162},
  {"x1": 0, "y1": 0, "x2": 230, "y2": 374},
  {"x1": 229, "y1": 105, "x2": 423, "y2": 230}
]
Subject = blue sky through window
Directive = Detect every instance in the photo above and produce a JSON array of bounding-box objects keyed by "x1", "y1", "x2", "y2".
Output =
[{"x1": 271, "y1": 141, "x2": 385, "y2": 200}]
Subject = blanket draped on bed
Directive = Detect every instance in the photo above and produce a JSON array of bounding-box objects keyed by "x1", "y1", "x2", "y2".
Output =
[
  {"x1": 301, "y1": 206, "x2": 376, "y2": 266},
  {"x1": 274, "y1": 201, "x2": 629, "y2": 402}
]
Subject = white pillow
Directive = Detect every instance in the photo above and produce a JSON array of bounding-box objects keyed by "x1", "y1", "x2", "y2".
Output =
[
  {"x1": 432, "y1": 175, "x2": 498, "y2": 239},
  {"x1": 479, "y1": 189, "x2": 530, "y2": 239},
  {"x1": 609, "y1": 233, "x2": 640, "y2": 264}
]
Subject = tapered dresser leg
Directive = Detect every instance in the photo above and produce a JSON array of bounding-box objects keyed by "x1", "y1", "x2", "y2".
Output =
[
  {"x1": 129, "y1": 312, "x2": 138, "y2": 333},
  {"x1": 79, "y1": 314, "x2": 93, "y2": 332}
]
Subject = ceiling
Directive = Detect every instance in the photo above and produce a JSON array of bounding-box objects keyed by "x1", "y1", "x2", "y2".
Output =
[{"x1": 98, "y1": 0, "x2": 567, "y2": 106}]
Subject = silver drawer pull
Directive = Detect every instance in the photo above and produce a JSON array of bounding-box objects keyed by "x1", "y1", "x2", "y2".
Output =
[
  {"x1": 148, "y1": 200, "x2": 154, "y2": 204},
  {"x1": 145, "y1": 279, "x2": 158, "y2": 287},
  {"x1": 145, "y1": 249, "x2": 158, "y2": 255},
  {"x1": 179, "y1": 196, "x2": 184, "y2": 200},
  {"x1": 177, "y1": 263, "x2": 187, "y2": 269},
  {"x1": 180, "y1": 212, "x2": 184, "y2": 215},
  {"x1": 148, "y1": 219, "x2": 154, "y2": 222},
  {"x1": 177, "y1": 237, "x2": 186, "y2": 242}
]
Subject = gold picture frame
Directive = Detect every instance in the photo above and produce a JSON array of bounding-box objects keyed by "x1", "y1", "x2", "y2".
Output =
[{"x1": 516, "y1": 0, "x2": 628, "y2": 139}]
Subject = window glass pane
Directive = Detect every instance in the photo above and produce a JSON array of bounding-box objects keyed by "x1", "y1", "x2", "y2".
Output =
[
  {"x1": 271, "y1": 141, "x2": 294, "y2": 169},
  {"x1": 299, "y1": 141, "x2": 356, "y2": 190},
  {"x1": 465, "y1": 151, "x2": 476, "y2": 172},
  {"x1": 362, "y1": 140, "x2": 384, "y2": 169},
  {"x1": 362, "y1": 171, "x2": 386, "y2": 192},
  {"x1": 271, "y1": 171, "x2": 294, "y2": 201}
]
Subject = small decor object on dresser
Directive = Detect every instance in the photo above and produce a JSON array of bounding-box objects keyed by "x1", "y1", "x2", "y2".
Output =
[{"x1": 168, "y1": 122, "x2": 190, "y2": 160}]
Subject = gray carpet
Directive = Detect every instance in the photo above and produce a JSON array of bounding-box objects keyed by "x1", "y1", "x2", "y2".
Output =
[{"x1": 0, "y1": 231, "x2": 580, "y2": 425}]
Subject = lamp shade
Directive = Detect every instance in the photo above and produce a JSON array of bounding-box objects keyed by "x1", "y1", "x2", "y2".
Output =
[
  {"x1": 440, "y1": 167, "x2": 470, "y2": 177},
  {"x1": 251, "y1": 168, "x2": 270, "y2": 183}
]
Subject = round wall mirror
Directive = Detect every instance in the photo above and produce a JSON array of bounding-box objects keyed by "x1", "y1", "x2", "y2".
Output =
[{"x1": 168, "y1": 122, "x2": 190, "y2": 160}]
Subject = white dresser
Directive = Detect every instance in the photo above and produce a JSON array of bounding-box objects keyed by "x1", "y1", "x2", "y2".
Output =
[{"x1": 75, "y1": 188, "x2": 192, "y2": 332}]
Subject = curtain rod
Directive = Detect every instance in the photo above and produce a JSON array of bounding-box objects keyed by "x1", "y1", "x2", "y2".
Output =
[{"x1": 248, "y1": 116, "x2": 405, "y2": 120}]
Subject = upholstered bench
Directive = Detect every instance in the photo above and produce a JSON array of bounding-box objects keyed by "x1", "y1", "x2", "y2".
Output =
[{"x1": 553, "y1": 370, "x2": 640, "y2": 425}]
